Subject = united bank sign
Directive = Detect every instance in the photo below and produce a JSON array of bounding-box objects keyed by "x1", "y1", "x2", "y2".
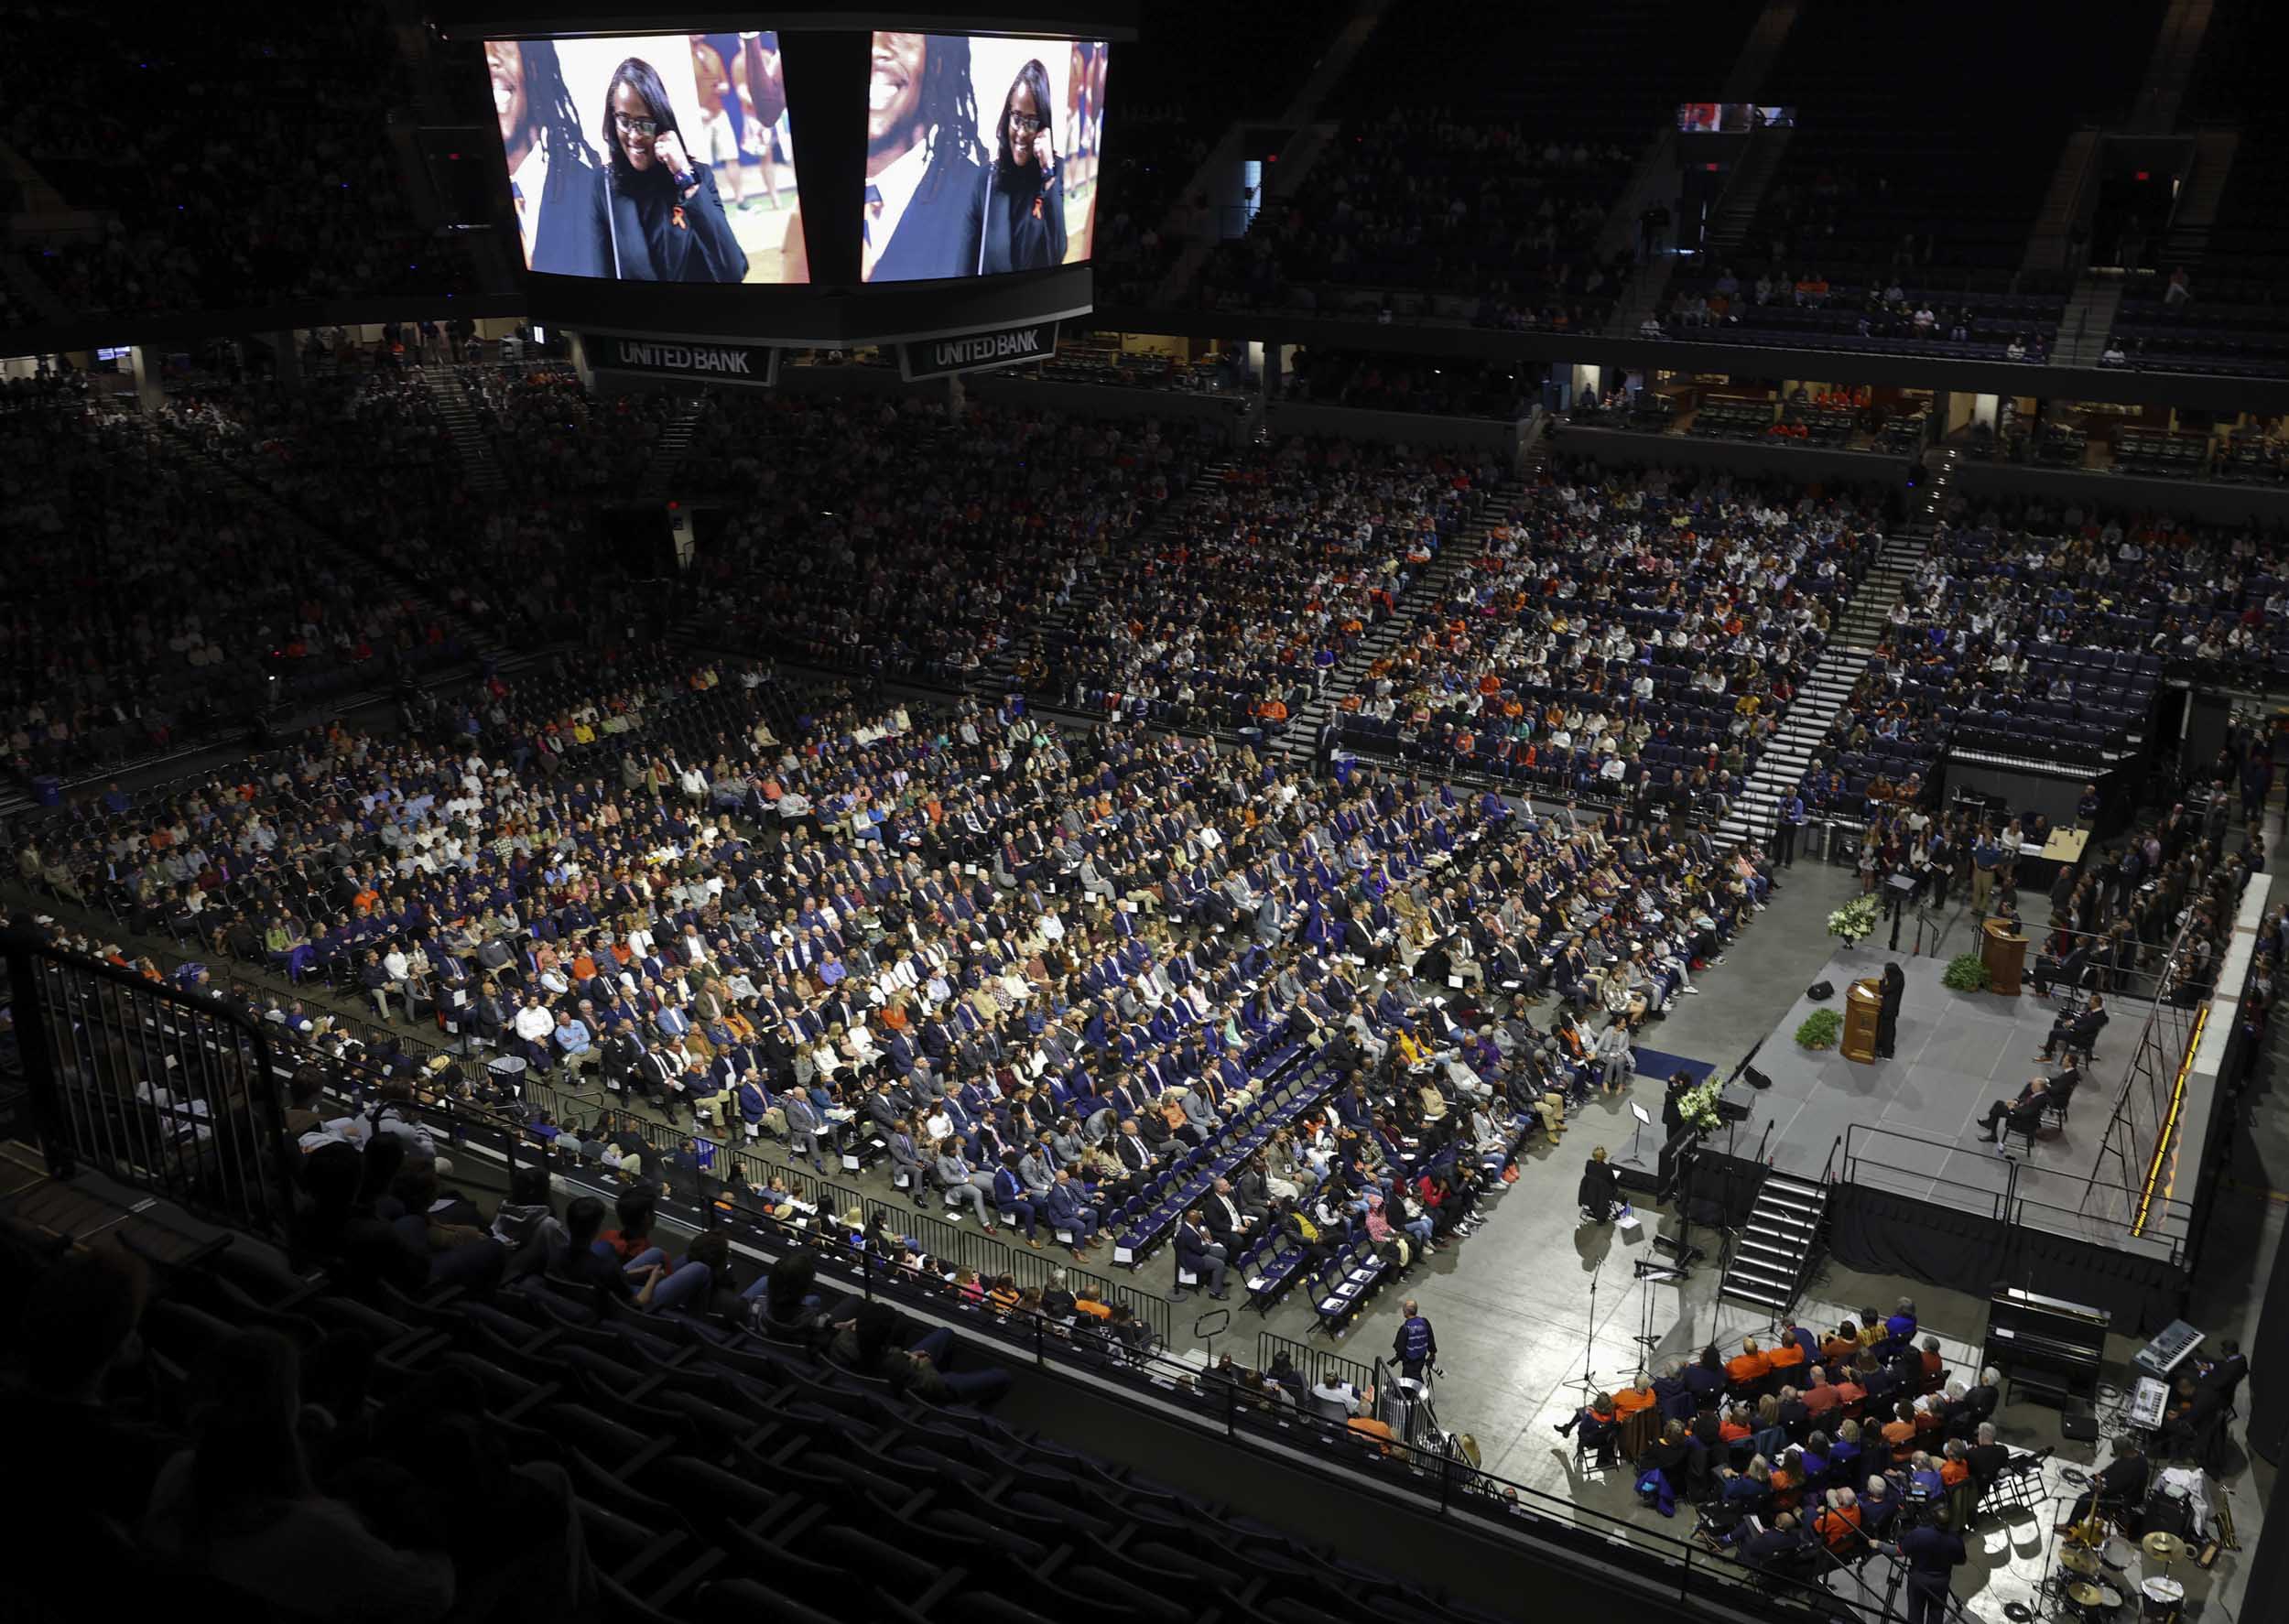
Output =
[
  {"x1": 899, "y1": 320, "x2": 1061, "y2": 382},
  {"x1": 584, "y1": 334, "x2": 779, "y2": 388}
]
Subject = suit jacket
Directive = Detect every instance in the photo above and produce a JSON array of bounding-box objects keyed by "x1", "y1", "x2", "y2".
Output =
[
  {"x1": 868, "y1": 146, "x2": 986, "y2": 282},
  {"x1": 1174, "y1": 1222, "x2": 1219, "y2": 1272},
  {"x1": 1043, "y1": 1182, "x2": 1091, "y2": 1229}
]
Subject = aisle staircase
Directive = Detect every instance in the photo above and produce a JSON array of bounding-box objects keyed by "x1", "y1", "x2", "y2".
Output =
[
  {"x1": 2056, "y1": 278, "x2": 2125, "y2": 367},
  {"x1": 1267, "y1": 475, "x2": 1527, "y2": 772},
  {"x1": 416, "y1": 365, "x2": 506, "y2": 497},
  {"x1": 1715, "y1": 498, "x2": 1934, "y2": 854},
  {"x1": 1719, "y1": 1169, "x2": 1828, "y2": 1320},
  {"x1": 1714, "y1": 644, "x2": 1871, "y2": 855},
  {"x1": 640, "y1": 398, "x2": 707, "y2": 499},
  {"x1": 2160, "y1": 129, "x2": 2240, "y2": 266},
  {"x1": 1701, "y1": 125, "x2": 1794, "y2": 263}
]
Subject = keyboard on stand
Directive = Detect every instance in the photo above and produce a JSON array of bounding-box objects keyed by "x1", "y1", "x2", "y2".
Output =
[
  {"x1": 2127, "y1": 1375, "x2": 2170, "y2": 1431},
  {"x1": 2133, "y1": 1320, "x2": 2205, "y2": 1379}
]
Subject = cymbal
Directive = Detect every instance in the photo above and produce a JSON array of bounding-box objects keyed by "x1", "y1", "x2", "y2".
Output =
[
  {"x1": 2142, "y1": 1531, "x2": 2189, "y2": 1563},
  {"x1": 2067, "y1": 1581, "x2": 2107, "y2": 1607},
  {"x1": 2059, "y1": 1546, "x2": 2104, "y2": 1577}
]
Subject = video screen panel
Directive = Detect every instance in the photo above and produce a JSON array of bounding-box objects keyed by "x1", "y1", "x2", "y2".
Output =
[
  {"x1": 486, "y1": 31, "x2": 808, "y2": 284},
  {"x1": 1676, "y1": 103, "x2": 1796, "y2": 133},
  {"x1": 861, "y1": 32, "x2": 1108, "y2": 283}
]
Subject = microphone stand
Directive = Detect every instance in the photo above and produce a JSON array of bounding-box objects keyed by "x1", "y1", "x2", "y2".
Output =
[{"x1": 1570, "y1": 1253, "x2": 1606, "y2": 1397}]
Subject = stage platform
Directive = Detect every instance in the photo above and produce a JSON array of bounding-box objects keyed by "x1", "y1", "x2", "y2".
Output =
[{"x1": 1727, "y1": 944, "x2": 2197, "y2": 1264}]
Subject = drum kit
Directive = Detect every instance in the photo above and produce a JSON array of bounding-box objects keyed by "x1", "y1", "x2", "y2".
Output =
[{"x1": 2054, "y1": 1530, "x2": 2189, "y2": 1622}]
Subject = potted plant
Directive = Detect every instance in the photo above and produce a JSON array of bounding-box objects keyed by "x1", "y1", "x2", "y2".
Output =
[
  {"x1": 1796, "y1": 1008, "x2": 1843, "y2": 1050},
  {"x1": 1942, "y1": 952, "x2": 1991, "y2": 992},
  {"x1": 1827, "y1": 894, "x2": 1880, "y2": 947}
]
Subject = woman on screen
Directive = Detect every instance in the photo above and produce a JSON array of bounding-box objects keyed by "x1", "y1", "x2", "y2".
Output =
[
  {"x1": 591, "y1": 58, "x2": 749, "y2": 283},
  {"x1": 969, "y1": 59, "x2": 1067, "y2": 276}
]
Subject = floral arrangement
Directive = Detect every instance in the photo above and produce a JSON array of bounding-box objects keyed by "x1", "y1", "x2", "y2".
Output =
[
  {"x1": 1674, "y1": 1078, "x2": 1725, "y2": 1134},
  {"x1": 1827, "y1": 893, "x2": 1880, "y2": 946},
  {"x1": 1796, "y1": 1009, "x2": 1843, "y2": 1050}
]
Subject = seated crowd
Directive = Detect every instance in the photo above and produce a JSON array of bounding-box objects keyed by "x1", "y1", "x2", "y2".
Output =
[
  {"x1": 1801, "y1": 495, "x2": 2275, "y2": 824},
  {"x1": 1559, "y1": 1305, "x2": 2026, "y2": 1568},
  {"x1": 165, "y1": 367, "x2": 660, "y2": 653},
  {"x1": 1654, "y1": 265, "x2": 2060, "y2": 362},
  {"x1": 1340, "y1": 460, "x2": 1883, "y2": 807},
  {"x1": 1028, "y1": 437, "x2": 1503, "y2": 731},
  {"x1": 13, "y1": 632, "x2": 1790, "y2": 1308},
  {"x1": 677, "y1": 392, "x2": 1216, "y2": 684}
]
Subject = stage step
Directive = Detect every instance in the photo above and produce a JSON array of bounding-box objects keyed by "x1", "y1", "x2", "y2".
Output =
[{"x1": 1719, "y1": 1169, "x2": 1832, "y2": 1322}]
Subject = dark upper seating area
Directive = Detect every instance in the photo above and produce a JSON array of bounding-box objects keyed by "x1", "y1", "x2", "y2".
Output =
[
  {"x1": 1090, "y1": 1, "x2": 1351, "y2": 304},
  {"x1": 1660, "y1": 267, "x2": 2067, "y2": 363},
  {"x1": 2, "y1": 4, "x2": 472, "y2": 329},
  {"x1": 1281, "y1": 349, "x2": 1535, "y2": 420},
  {"x1": 1, "y1": 392, "x2": 462, "y2": 785},
  {"x1": 1739, "y1": 2, "x2": 2161, "y2": 287},
  {"x1": 1664, "y1": 0, "x2": 2158, "y2": 363},
  {"x1": 1188, "y1": 0, "x2": 1763, "y2": 326}
]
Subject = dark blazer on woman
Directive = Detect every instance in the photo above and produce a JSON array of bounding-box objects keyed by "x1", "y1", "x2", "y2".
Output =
[
  {"x1": 969, "y1": 162, "x2": 1068, "y2": 276},
  {"x1": 593, "y1": 163, "x2": 748, "y2": 283}
]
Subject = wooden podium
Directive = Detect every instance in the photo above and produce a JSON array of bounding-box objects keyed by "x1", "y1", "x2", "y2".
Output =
[
  {"x1": 1982, "y1": 916, "x2": 2028, "y2": 996},
  {"x1": 1843, "y1": 978, "x2": 1882, "y2": 1064}
]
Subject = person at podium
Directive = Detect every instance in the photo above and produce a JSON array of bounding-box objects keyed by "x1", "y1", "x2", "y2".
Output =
[{"x1": 1875, "y1": 962, "x2": 1905, "y2": 1059}]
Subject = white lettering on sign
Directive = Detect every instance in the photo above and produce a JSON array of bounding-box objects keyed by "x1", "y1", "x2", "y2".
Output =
[
  {"x1": 615, "y1": 341, "x2": 754, "y2": 375},
  {"x1": 932, "y1": 328, "x2": 1044, "y2": 368}
]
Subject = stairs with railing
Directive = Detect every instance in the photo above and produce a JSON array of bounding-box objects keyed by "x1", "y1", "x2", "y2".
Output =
[{"x1": 1719, "y1": 1168, "x2": 1829, "y2": 1319}]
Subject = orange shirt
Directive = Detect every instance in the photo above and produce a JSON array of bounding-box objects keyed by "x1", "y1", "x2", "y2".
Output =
[
  {"x1": 1939, "y1": 1459, "x2": 1969, "y2": 1487},
  {"x1": 1611, "y1": 1387, "x2": 1658, "y2": 1418},
  {"x1": 1719, "y1": 1421, "x2": 1753, "y2": 1443},
  {"x1": 1728, "y1": 1351, "x2": 1773, "y2": 1387},
  {"x1": 1767, "y1": 1343, "x2": 1806, "y2": 1376},
  {"x1": 1816, "y1": 1505, "x2": 1863, "y2": 1553},
  {"x1": 1882, "y1": 1421, "x2": 1917, "y2": 1460}
]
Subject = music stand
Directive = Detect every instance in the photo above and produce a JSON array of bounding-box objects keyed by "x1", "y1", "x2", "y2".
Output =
[
  {"x1": 1631, "y1": 1258, "x2": 1687, "y2": 1378},
  {"x1": 1617, "y1": 1100, "x2": 1654, "y2": 1167},
  {"x1": 1885, "y1": 872, "x2": 1917, "y2": 952}
]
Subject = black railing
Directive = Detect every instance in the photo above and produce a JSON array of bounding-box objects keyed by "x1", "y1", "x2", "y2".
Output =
[{"x1": 5, "y1": 922, "x2": 298, "y2": 1238}]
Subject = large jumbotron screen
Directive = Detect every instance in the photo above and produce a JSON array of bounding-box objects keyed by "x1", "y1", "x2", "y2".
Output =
[
  {"x1": 484, "y1": 30, "x2": 810, "y2": 284},
  {"x1": 859, "y1": 32, "x2": 1108, "y2": 283}
]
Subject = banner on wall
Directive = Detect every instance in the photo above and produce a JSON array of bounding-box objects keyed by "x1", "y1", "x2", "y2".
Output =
[
  {"x1": 896, "y1": 319, "x2": 1059, "y2": 381},
  {"x1": 583, "y1": 332, "x2": 780, "y2": 386}
]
